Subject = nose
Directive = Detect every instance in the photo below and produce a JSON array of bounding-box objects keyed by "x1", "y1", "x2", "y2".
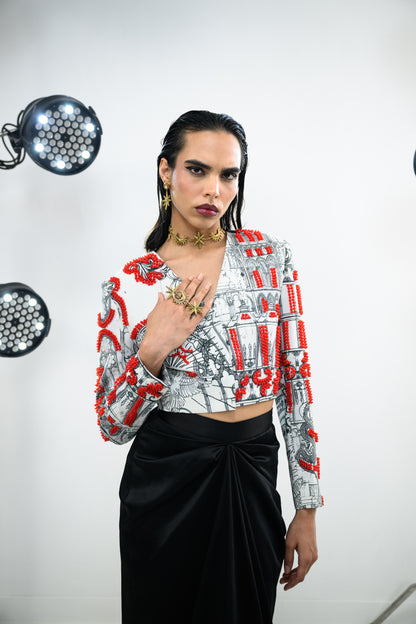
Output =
[{"x1": 204, "y1": 174, "x2": 220, "y2": 198}]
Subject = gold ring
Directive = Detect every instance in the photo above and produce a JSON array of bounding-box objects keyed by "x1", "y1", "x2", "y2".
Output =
[
  {"x1": 187, "y1": 300, "x2": 205, "y2": 317},
  {"x1": 166, "y1": 286, "x2": 188, "y2": 305}
]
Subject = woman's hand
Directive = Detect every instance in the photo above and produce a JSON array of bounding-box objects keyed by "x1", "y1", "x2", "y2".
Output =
[
  {"x1": 279, "y1": 508, "x2": 318, "y2": 591},
  {"x1": 138, "y1": 274, "x2": 214, "y2": 378}
]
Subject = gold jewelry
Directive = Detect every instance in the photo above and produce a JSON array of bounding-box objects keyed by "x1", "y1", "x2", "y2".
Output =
[
  {"x1": 167, "y1": 225, "x2": 225, "y2": 248},
  {"x1": 187, "y1": 300, "x2": 205, "y2": 317},
  {"x1": 167, "y1": 226, "x2": 188, "y2": 246},
  {"x1": 162, "y1": 183, "x2": 171, "y2": 211},
  {"x1": 166, "y1": 285, "x2": 188, "y2": 305}
]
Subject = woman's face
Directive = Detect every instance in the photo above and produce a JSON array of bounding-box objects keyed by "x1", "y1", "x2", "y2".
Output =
[{"x1": 159, "y1": 130, "x2": 241, "y2": 234}]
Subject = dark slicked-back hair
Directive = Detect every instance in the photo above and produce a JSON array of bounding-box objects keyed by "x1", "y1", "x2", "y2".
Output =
[{"x1": 145, "y1": 110, "x2": 248, "y2": 251}]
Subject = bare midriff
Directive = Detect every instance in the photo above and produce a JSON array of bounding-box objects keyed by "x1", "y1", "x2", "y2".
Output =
[{"x1": 197, "y1": 398, "x2": 274, "y2": 422}]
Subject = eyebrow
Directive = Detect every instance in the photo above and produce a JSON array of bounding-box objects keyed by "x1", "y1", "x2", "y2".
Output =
[{"x1": 184, "y1": 159, "x2": 241, "y2": 174}]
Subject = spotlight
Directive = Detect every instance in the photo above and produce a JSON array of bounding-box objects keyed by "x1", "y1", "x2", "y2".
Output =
[
  {"x1": 0, "y1": 95, "x2": 102, "y2": 175},
  {"x1": 0, "y1": 283, "x2": 51, "y2": 357}
]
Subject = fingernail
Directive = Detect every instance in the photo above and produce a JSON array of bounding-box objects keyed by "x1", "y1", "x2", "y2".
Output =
[{"x1": 197, "y1": 273, "x2": 203, "y2": 280}]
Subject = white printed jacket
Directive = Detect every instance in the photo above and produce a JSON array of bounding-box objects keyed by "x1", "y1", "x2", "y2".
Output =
[{"x1": 95, "y1": 229, "x2": 323, "y2": 509}]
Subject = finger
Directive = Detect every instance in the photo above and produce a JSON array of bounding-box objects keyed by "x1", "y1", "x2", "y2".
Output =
[
  {"x1": 184, "y1": 273, "x2": 208, "y2": 300},
  {"x1": 281, "y1": 569, "x2": 300, "y2": 591},
  {"x1": 284, "y1": 544, "x2": 294, "y2": 576}
]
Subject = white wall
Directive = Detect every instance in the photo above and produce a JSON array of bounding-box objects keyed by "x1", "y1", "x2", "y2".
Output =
[{"x1": 1, "y1": 0, "x2": 415, "y2": 622}]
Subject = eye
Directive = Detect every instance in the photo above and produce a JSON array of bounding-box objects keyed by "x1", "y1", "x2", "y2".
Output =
[
  {"x1": 222, "y1": 171, "x2": 238, "y2": 181},
  {"x1": 186, "y1": 166, "x2": 204, "y2": 175}
]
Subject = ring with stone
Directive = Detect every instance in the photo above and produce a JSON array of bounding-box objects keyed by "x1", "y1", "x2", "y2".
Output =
[{"x1": 166, "y1": 285, "x2": 188, "y2": 305}]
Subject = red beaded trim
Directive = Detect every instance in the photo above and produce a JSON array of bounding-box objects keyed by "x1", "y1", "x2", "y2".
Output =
[
  {"x1": 282, "y1": 320, "x2": 290, "y2": 350},
  {"x1": 124, "y1": 382, "x2": 164, "y2": 427},
  {"x1": 275, "y1": 302, "x2": 281, "y2": 318},
  {"x1": 108, "y1": 373, "x2": 126, "y2": 405},
  {"x1": 258, "y1": 325, "x2": 269, "y2": 366},
  {"x1": 97, "y1": 308, "x2": 115, "y2": 329},
  {"x1": 270, "y1": 267, "x2": 278, "y2": 288},
  {"x1": 229, "y1": 328, "x2": 243, "y2": 370},
  {"x1": 293, "y1": 270, "x2": 298, "y2": 280},
  {"x1": 95, "y1": 366, "x2": 104, "y2": 394},
  {"x1": 245, "y1": 248, "x2": 253, "y2": 257},
  {"x1": 275, "y1": 327, "x2": 281, "y2": 367},
  {"x1": 255, "y1": 247, "x2": 263, "y2": 256},
  {"x1": 170, "y1": 345, "x2": 193, "y2": 364},
  {"x1": 236, "y1": 373, "x2": 250, "y2": 402},
  {"x1": 253, "y1": 368, "x2": 272, "y2": 396},
  {"x1": 123, "y1": 253, "x2": 164, "y2": 285},
  {"x1": 235, "y1": 229, "x2": 263, "y2": 242},
  {"x1": 287, "y1": 284, "x2": 297, "y2": 313},
  {"x1": 96, "y1": 329, "x2": 121, "y2": 353},
  {"x1": 124, "y1": 397, "x2": 145, "y2": 427},
  {"x1": 296, "y1": 284, "x2": 303, "y2": 315},
  {"x1": 126, "y1": 355, "x2": 139, "y2": 385},
  {"x1": 100, "y1": 431, "x2": 110, "y2": 442},
  {"x1": 308, "y1": 428, "x2": 319, "y2": 442},
  {"x1": 299, "y1": 457, "x2": 320, "y2": 479},
  {"x1": 109, "y1": 277, "x2": 129, "y2": 326},
  {"x1": 131, "y1": 318, "x2": 147, "y2": 340},
  {"x1": 241, "y1": 313, "x2": 251, "y2": 319},
  {"x1": 321, "y1": 496, "x2": 324, "y2": 506},
  {"x1": 300, "y1": 352, "x2": 311, "y2": 377},
  {"x1": 265, "y1": 246, "x2": 273, "y2": 254},
  {"x1": 284, "y1": 364, "x2": 296, "y2": 380},
  {"x1": 285, "y1": 381, "x2": 293, "y2": 412},
  {"x1": 298, "y1": 320, "x2": 308, "y2": 348},
  {"x1": 253, "y1": 270, "x2": 263, "y2": 288},
  {"x1": 305, "y1": 379, "x2": 313, "y2": 403},
  {"x1": 261, "y1": 298, "x2": 269, "y2": 312},
  {"x1": 185, "y1": 371, "x2": 197, "y2": 377}
]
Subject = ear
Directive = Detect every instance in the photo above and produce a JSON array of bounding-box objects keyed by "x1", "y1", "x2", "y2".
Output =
[{"x1": 159, "y1": 158, "x2": 172, "y2": 186}]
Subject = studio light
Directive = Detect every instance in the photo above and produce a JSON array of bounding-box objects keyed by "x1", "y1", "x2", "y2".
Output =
[
  {"x1": 0, "y1": 95, "x2": 102, "y2": 175},
  {"x1": 0, "y1": 283, "x2": 51, "y2": 357}
]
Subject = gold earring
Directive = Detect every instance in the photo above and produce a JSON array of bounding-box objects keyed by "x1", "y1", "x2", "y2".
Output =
[{"x1": 162, "y1": 182, "x2": 171, "y2": 211}]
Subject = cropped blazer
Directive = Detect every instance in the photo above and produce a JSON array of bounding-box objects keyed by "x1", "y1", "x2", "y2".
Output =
[{"x1": 95, "y1": 229, "x2": 323, "y2": 509}]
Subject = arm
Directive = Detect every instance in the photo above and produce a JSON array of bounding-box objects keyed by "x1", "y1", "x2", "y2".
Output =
[
  {"x1": 275, "y1": 240, "x2": 322, "y2": 588},
  {"x1": 95, "y1": 275, "x2": 170, "y2": 444},
  {"x1": 95, "y1": 272, "x2": 214, "y2": 444}
]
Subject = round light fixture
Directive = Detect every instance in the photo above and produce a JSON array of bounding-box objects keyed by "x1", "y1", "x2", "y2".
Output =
[
  {"x1": 1, "y1": 95, "x2": 102, "y2": 175},
  {"x1": 0, "y1": 283, "x2": 51, "y2": 357}
]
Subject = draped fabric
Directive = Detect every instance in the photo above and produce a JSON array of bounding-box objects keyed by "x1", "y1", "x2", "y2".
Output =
[{"x1": 119, "y1": 408, "x2": 286, "y2": 624}]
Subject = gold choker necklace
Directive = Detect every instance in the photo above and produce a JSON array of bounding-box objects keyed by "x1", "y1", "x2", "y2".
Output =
[{"x1": 167, "y1": 225, "x2": 225, "y2": 249}]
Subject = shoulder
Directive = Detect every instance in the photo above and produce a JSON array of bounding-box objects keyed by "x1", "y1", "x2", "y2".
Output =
[{"x1": 229, "y1": 228, "x2": 292, "y2": 259}]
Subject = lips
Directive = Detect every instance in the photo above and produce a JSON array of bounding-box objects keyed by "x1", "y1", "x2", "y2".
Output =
[{"x1": 195, "y1": 204, "x2": 218, "y2": 216}]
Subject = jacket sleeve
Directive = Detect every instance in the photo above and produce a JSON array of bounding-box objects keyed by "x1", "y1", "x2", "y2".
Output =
[
  {"x1": 275, "y1": 241, "x2": 323, "y2": 509},
  {"x1": 95, "y1": 275, "x2": 169, "y2": 444}
]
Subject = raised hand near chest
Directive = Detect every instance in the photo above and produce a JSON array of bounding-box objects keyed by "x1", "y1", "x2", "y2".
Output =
[{"x1": 138, "y1": 273, "x2": 213, "y2": 378}]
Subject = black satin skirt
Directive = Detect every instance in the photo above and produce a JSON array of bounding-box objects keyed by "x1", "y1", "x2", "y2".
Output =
[{"x1": 119, "y1": 407, "x2": 286, "y2": 624}]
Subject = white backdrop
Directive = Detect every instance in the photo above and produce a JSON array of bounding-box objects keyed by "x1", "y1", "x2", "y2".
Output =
[{"x1": 1, "y1": 0, "x2": 415, "y2": 622}]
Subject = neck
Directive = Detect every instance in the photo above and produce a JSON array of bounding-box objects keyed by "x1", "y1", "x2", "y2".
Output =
[{"x1": 167, "y1": 224, "x2": 225, "y2": 249}]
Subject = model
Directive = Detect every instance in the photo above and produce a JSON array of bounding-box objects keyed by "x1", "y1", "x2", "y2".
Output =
[{"x1": 95, "y1": 110, "x2": 323, "y2": 624}]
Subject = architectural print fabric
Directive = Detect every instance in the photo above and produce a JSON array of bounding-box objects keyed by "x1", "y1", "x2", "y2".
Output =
[{"x1": 95, "y1": 229, "x2": 323, "y2": 509}]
